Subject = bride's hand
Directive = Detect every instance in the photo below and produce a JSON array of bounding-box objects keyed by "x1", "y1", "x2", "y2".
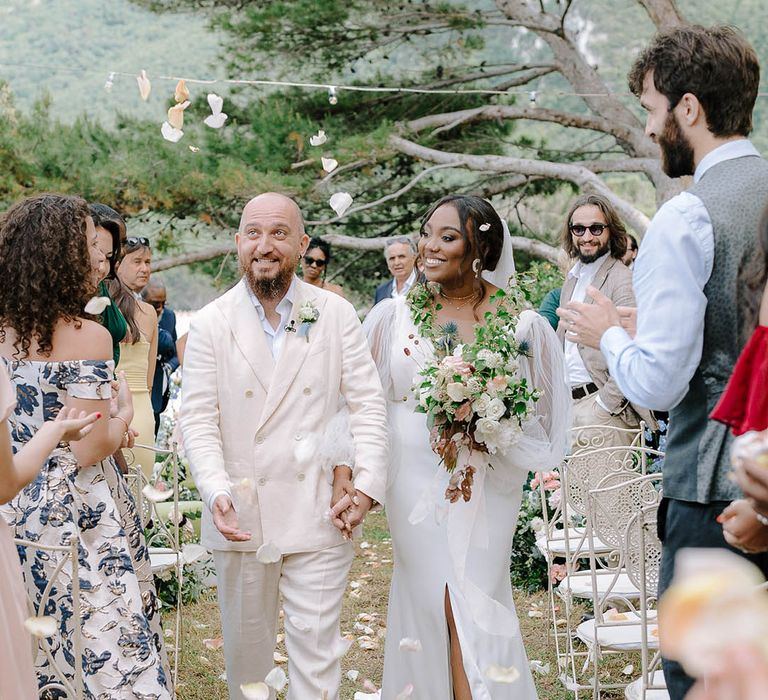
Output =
[{"x1": 331, "y1": 465, "x2": 356, "y2": 536}]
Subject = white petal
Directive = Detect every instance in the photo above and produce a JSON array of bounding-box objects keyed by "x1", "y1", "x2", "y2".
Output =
[
  {"x1": 136, "y1": 69, "x2": 151, "y2": 101},
  {"x1": 346, "y1": 670, "x2": 360, "y2": 681},
  {"x1": 349, "y1": 580, "x2": 362, "y2": 589},
  {"x1": 188, "y1": 145, "x2": 200, "y2": 153},
  {"x1": 84, "y1": 296, "x2": 111, "y2": 314},
  {"x1": 329, "y1": 192, "x2": 353, "y2": 217},
  {"x1": 142, "y1": 484, "x2": 173, "y2": 502},
  {"x1": 395, "y1": 684, "x2": 414, "y2": 699},
  {"x1": 398, "y1": 637, "x2": 422, "y2": 652},
  {"x1": 240, "y1": 682, "x2": 270, "y2": 700},
  {"x1": 479, "y1": 223, "x2": 491, "y2": 231},
  {"x1": 527, "y1": 610, "x2": 543, "y2": 618},
  {"x1": 204, "y1": 113, "x2": 228, "y2": 129},
  {"x1": 265, "y1": 666, "x2": 288, "y2": 691},
  {"x1": 485, "y1": 665, "x2": 520, "y2": 683},
  {"x1": 182, "y1": 543, "x2": 208, "y2": 564},
  {"x1": 207, "y1": 93, "x2": 224, "y2": 115},
  {"x1": 622, "y1": 664, "x2": 634, "y2": 675},
  {"x1": 530, "y1": 660, "x2": 551, "y2": 675},
  {"x1": 161, "y1": 122, "x2": 184, "y2": 143},
  {"x1": 273, "y1": 652, "x2": 288, "y2": 663},
  {"x1": 289, "y1": 615, "x2": 310, "y2": 632},
  {"x1": 24, "y1": 616, "x2": 56, "y2": 637},
  {"x1": 309, "y1": 129, "x2": 327, "y2": 146},
  {"x1": 359, "y1": 541, "x2": 371, "y2": 549},
  {"x1": 203, "y1": 637, "x2": 224, "y2": 650},
  {"x1": 353, "y1": 693, "x2": 381, "y2": 700},
  {"x1": 256, "y1": 541, "x2": 282, "y2": 564},
  {"x1": 218, "y1": 672, "x2": 227, "y2": 681},
  {"x1": 321, "y1": 157, "x2": 338, "y2": 173}
]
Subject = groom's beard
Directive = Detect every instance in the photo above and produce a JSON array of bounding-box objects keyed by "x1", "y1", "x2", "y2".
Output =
[
  {"x1": 241, "y1": 257, "x2": 295, "y2": 301},
  {"x1": 659, "y1": 110, "x2": 695, "y2": 179}
]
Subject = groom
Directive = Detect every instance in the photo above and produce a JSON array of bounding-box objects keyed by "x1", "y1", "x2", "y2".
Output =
[{"x1": 180, "y1": 192, "x2": 388, "y2": 700}]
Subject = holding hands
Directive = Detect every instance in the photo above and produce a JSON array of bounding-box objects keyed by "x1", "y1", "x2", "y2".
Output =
[{"x1": 330, "y1": 465, "x2": 373, "y2": 539}]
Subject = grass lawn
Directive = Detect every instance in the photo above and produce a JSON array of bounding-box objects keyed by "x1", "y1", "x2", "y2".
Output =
[{"x1": 170, "y1": 511, "x2": 637, "y2": 699}]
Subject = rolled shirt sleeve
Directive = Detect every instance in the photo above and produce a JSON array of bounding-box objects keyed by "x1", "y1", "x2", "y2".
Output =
[{"x1": 600, "y1": 192, "x2": 714, "y2": 411}]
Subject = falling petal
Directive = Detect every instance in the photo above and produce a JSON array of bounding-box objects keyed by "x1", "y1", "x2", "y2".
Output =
[
  {"x1": 84, "y1": 296, "x2": 111, "y2": 314},
  {"x1": 142, "y1": 484, "x2": 173, "y2": 502},
  {"x1": 203, "y1": 637, "x2": 224, "y2": 650},
  {"x1": 309, "y1": 129, "x2": 327, "y2": 147},
  {"x1": 207, "y1": 93, "x2": 224, "y2": 115},
  {"x1": 398, "y1": 637, "x2": 422, "y2": 652},
  {"x1": 485, "y1": 665, "x2": 520, "y2": 683},
  {"x1": 240, "y1": 682, "x2": 270, "y2": 700},
  {"x1": 346, "y1": 670, "x2": 360, "y2": 681},
  {"x1": 168, "y1": 103, "x2": 187, "y2": 131},
  {"x1": 256, "y1": 542, "x2": 282, "y2": 564},
  {"x1": 24, "y1": 616, "x2": 56, "y2": 638},
  {"x1": 204, "y1": 112, "x2": 228, "y2": 129},
  {"x1": 479, "y1": 223, "x2": 491, "y2": 231},
  {"x1": 265, "y1": 666, "x2": 288, "y2": 691},
  {"x1": 395, "y1": 684, "x2": 414, "y2": 699},
  {"x1": 289, "y1": 616, "x2": 310, "y2": 632},
  {"x1": 188, "y1": 145, "x2": 200, "y2": 153},
  {"x1": 161, "y1": 122, "x2": 184, "y2": 143},
  {"x1": 321, "y1": 157, "x2": 338, "y2": 173},
  {"x1": 175, "y1": 79, "x2": 190, "y2": 103},
  {"x1": 329, "y1": 192, "x2": 353, "y2": 217},
  {"x1": 136, "y1": 70, "x2": 151, "y2": 101}
]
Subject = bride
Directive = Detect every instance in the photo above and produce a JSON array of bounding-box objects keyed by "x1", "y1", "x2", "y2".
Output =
[{"x1": 366, "y1": 195, "x2": 569, "y2": 699}]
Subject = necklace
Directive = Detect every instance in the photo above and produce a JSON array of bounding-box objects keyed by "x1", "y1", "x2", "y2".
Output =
[{"x1": 439, "y1": 288, "x2": 476, "y2": 310}]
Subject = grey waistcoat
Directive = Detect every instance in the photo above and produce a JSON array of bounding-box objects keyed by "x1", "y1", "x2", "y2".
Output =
[{"x1": 664, "y1": 154, "x2": 768, "y2": 503}]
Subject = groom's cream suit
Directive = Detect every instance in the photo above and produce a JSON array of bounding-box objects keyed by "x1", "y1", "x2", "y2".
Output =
[{"x1": 180, "y1": 277, "x2": 387, "y2": 699}]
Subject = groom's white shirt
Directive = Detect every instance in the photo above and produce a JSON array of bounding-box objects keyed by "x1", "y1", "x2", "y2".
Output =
[{"x1": 180, "y1": 276, "x2": 388, "y2": 554}]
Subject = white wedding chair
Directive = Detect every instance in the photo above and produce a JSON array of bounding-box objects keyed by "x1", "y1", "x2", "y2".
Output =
[{"x1": 13, "y1": 535, "x2": 84, "y2": 700}]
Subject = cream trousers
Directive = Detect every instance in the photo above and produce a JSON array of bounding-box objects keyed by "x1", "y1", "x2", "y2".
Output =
[{"x1": 214, "y1": 543, "x2": 354, "y2": 700}]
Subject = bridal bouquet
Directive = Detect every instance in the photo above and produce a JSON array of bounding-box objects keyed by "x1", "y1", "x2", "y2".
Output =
[{"x1": 409, "y1": 285, "x2": 539, "y2": 502}]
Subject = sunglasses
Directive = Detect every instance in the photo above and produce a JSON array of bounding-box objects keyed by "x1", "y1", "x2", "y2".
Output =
[
  {"x1": 569, "y1": 223, "x2": 608, "y2": 237},
  {"x1": 125, "y1": 236, "x2": 151, "y2": 249},
  {"x1": 303, "y1": 255, "x2": 326, "y2": 268}
]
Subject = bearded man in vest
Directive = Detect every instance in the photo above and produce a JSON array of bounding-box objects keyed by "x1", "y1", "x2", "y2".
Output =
[{"x1": 559, "y1": 25, "x2": 768, "y2": 700}]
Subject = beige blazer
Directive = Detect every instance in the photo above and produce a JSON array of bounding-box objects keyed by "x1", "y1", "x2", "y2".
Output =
[
  {"x1": 557, "y1": 256, "x2": 656, "y2": 428},
  {"x1": 179, "y1": 278, "x2": 388, "y2": 554}
]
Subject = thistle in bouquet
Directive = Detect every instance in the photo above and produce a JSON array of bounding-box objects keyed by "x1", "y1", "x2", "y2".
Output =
[{"x1": 409, "y1": 284, "x2": 540, "y2": 502}]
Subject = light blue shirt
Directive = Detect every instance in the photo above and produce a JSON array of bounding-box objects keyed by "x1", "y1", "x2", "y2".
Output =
[
  {"x1": 600, "y1": 139, "x2": 760, "y2": 411},
  {"x1": 245, "y1": 277, "x2": 296, "y2": 362}
]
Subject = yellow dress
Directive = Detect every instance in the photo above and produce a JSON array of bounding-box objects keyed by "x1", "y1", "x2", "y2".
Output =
[{"x1": 120, "y1": 336, "x2": 156, "y2": 480}]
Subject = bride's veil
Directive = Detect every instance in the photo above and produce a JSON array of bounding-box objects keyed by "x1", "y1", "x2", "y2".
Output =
[{"x1": 481, "y1": 219, "x2": 517, "y2": 289}]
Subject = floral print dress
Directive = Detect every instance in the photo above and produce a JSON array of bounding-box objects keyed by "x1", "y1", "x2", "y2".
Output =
[{"x1": 0, "y1": 358, "x2": 172, "y2": 699}]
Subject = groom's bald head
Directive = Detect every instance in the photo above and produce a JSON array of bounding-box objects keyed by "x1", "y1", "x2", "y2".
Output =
[{"x1": 238, "y1": 193, "x2": 305, "y2": 236}]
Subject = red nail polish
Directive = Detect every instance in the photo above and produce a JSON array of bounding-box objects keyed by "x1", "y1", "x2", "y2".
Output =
[
  {"x1": 95, "y1": 412, "x2": 102, "y2": 419},
  {"x1": 716, "y1": 514, "x2": 724, "y2": 523}
]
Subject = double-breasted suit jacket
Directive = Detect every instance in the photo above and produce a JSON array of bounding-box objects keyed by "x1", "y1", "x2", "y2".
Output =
[{"x1": 180, "y1": 278, "x2": 388, "y2": 554}]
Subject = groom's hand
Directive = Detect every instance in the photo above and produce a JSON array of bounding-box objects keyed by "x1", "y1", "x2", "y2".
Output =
[
  {"x1": 212, "y1": 495, "x2": 252, "y2": 542},
  {"x1": 342, "y1": 491, "x2": 373, "y2": 535},
  {"x1": 331, "y1": 465, "x2": 356, "y2": 537}
]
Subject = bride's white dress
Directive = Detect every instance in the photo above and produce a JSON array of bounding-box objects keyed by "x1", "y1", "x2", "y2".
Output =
[{"x1": 366, "y1": 296, "x2": 569, "y2": 700}]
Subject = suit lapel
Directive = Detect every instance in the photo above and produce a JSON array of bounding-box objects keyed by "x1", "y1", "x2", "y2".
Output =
[
  {"x1": 557, "y1": 272, "x2": 578, "y2": 342},
  {"x1": 219, "y1": 279, "x2": 274, "y2": 393},
  {"x1": 257, "y1": 280, "x2": 328, "y2": 430}
]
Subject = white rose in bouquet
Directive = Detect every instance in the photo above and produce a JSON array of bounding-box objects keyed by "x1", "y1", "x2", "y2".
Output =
[
  {"x1": 447, "y1": 382, "x2": 469, "y2": 402},
  {"x1": 485, "y1": 398, "x2": 506, "y2": 422},
  {"x1": 475, "y1": 417, "x2": 502, "y2": 453},
  {"x1": 472, "y1": 393, "x2": 493, "y2": 418}
]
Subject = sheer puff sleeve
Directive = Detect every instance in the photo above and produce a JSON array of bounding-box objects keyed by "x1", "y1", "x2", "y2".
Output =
[
  {"x1": 362, "y1": 299, "x2": 398, "y2": 401},
  {"x1": 490, "y1": 309, "x2": 570, "y2": 481}
]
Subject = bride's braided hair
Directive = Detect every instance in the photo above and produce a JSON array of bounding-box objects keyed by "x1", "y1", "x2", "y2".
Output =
[{"x1": 0, "y1": 193, "x2": 94, "y2": 359}]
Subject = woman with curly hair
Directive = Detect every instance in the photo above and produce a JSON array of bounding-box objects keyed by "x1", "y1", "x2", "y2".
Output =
[
  {"x1": 300, "y1": 236, "x2": 346, "y2": 297},
  {"x1": 0, "y1": 193, "x2": 172, "y2": 698}
]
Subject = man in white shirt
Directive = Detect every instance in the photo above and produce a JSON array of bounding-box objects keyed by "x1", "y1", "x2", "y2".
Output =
[
  {"x1": 556, "y1": 194, "x2": 654, "y2": 449},
  {"x1": 373, "y1": 237, "x2": 417, "y2": 304},
  {"x1": 559, "y1": 25, "x2": 768, "y2": 699}
]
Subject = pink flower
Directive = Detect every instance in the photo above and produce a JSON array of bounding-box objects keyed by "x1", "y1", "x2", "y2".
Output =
[
  {"x1": 442, "y1": 355, "x2": 472, "y2": 376},
  {"x1": 455, "y1": 401, "x2": 472, "y2": 422},
  {"x1": 549, "y1": 563, "x2": 568, "y2": 583},
  {"x1": 490, "y1": 375, "x2": 508, "y2": 392},
  {"x1": 543, "y1": 478, "x2": 561, "y2": 491}
]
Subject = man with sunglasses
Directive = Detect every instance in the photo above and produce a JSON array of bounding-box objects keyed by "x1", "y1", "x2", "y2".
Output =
[
  {"x1": 119, "y1": 236, "x2": 152, "y2": 296},
  {"x1": 557, "y1": 194, "x2": 655, "y2": 449}
]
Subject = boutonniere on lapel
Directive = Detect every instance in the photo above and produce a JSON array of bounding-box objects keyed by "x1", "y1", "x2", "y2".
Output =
[{"x1": 296, "y1": 301, "x2": 320, "y2": 342}]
